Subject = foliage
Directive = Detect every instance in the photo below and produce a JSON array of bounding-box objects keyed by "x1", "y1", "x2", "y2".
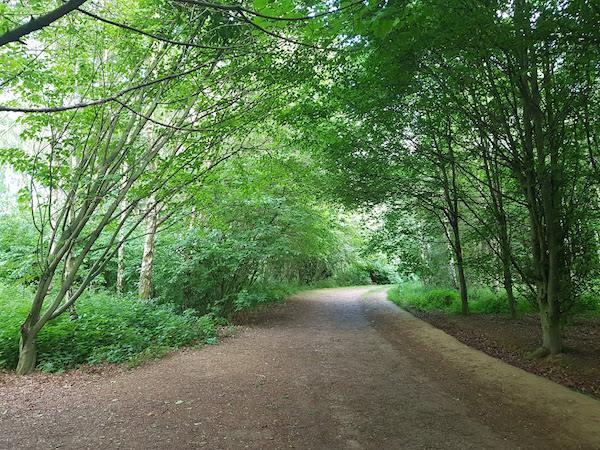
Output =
[
  {"x1": 0, "y1": 211, "x2": 38, "y2": 283},
  {"x1": 0, "y1": 0, "x2": 598, "y2": 373},
  {"x1": 148, "y1": 154, "x2": 364, "y2": 317},
  {"x1": 388, "y1": 282, "x2": 536, "y2": 317},
  {"x1": 0, "y1": 283, "x2": 217, "y2": 372}
]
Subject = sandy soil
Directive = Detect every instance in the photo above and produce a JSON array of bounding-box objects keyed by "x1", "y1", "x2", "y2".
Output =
[{"x1": 0, "y1": 286, "x2": 599, "y2": 449}]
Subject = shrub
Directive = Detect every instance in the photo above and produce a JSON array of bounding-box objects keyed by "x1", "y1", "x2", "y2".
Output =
[
  {"x1": 234, "y1": 282, "x2": 301, "y2": 312},
  {"x1": 0, "y1": 213, "x2": 38, "y2": 284},
  {"x1": 362, "y1": 260, "x2": 401, "y2": 285},
  {"x1": 569, "y1": 290, "x2": 600, "y2": 316},
  {"x1": 0, "y1": 284, "x2": 217, "y2": 372},
  {"x1": 331, "y1": 264, "x2": 372, "y2": 286}
]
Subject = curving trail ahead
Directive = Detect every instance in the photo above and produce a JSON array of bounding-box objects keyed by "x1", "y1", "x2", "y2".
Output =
[{"x1": 1, "y1": 287, "x2": 599, "y2": 449}]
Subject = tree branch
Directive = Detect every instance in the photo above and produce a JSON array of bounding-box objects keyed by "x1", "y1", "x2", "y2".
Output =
[
  {"x1": 0, "y1": 61, "x2": 214, "y2": 113},
  {"x1": 0, "y1": 0, "x2": 88, "y2": 47},
  {"x1": 173, "y1": 0, "x2": 363, "y2": 22}
]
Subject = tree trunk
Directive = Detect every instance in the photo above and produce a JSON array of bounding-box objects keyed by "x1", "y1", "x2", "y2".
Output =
[
  {"x1": 502, "y1": 255, "x2": 517, "y2": 319},
  {"x1": 499, "y1": 226, "x2": 517, "y2": 319},
  {"x1": 138, "y1": 199, "x2": 159, "y2": 300},
  {"x1": 64, "y1": 251, "x2": 79, "y2": 320},
  {"x1": 454, "y1": 237, "x2": 469, "y2": 315},
  {"x1": 448, "y1": 252, "x2": 458, "y2": 288},
  {"x1": 481, "y1": 137, "x2": 517, "y2": 319},
  {"x1": 116, "y1": 227, "x2": 125, "y2": 294},
  {"x1": 15, "y1": 328, "x2": 37, "y2": 375},
  {"x1": 539, "y1": 299, "x2": 562, "y2": 355}
]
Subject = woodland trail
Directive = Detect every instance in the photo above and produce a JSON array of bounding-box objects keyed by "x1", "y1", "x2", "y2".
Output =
[{"x1": 1, "y1": 287, "x2": 599, "y2": 449}]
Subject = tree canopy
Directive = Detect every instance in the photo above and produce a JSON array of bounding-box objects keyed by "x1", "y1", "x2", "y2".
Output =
[{"x1": 0, "y1": 0, "x2": 598, "y2": 375}]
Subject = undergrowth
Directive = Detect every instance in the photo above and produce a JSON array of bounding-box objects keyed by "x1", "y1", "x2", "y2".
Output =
[
  {"x1": 0, "y1": 284, "x2": 218, "y2": 373},
  {"x1": 387, "y1": 282, "x2": 535, "y2": 316}
]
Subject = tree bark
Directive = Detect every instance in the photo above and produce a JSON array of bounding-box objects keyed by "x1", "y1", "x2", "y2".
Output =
[
  {"x1": 451, "y1": 220, "x2": 469, "y2": 315},
  {"x1": 539, "y1": 297, "x2": 562, "y2": 355},
  {"x1": 499, "y1": 223, "x2": 517, "y2": 319},
  {"x1": 15, "y1": 326, "x2": 37, "y2": 375},
  {"x1": 448, "y1": 252, "x2": 458, "y2": 288},
  {"x1": 116, "y1": 227, "x2": 125, "y2": 294},
  {"x1": 138, "y1": 199, "x2": 159, "y2": 300}
]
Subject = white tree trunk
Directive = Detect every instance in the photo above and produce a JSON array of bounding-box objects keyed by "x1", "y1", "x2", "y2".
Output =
[
  {"x1": 138, "y1": 198, "x2": 159, "y2": 300},
  {"x1": 116, "y1": 227, "x2": 125, "y2": 294}
]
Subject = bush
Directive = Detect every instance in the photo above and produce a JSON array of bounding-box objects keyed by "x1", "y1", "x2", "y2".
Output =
[
  {"x1": 569, "y1": 290, "x2": 600, "y2": 316},
  {"x1": 0, "y1": 213, "x2": 38, "y2": 284},
  {"x1": 0, "y1": 284, "x2": 218, "y2": 372},
  {"x1": 362, "y1": 260, "x2": 401, "y2": 285},
  {"x1": 311, "y1": 259, "x2": 400, "y2": 288},
  {"x1": 331, "y1": 264, "x2": 372, "y2": 286},
  {"x1": 234, "y1": 282, "x2": 301, "y2": 312}
]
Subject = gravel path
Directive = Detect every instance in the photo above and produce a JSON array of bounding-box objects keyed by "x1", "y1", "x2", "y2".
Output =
[{"x1": 1, "y1": 287, "x2": 599, "y2": 449}]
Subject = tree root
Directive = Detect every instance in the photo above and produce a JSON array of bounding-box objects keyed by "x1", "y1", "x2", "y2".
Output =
[{"x1": 525, "y1": 346, "x2": 551, "y2": 360}]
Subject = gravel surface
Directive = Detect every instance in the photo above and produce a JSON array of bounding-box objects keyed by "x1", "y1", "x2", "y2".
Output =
[{"x1": 0, "y1": 287, "x2": 599, "y2": 449}]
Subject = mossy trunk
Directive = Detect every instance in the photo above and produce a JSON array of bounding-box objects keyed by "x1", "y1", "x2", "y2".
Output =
[{"x1": 540, "y1": 308, "x2": 562, "y2": 355}]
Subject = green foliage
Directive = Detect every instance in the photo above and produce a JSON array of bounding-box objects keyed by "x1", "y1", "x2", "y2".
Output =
[
  {"x1": 388, "y1": 282, "x2": 535, "y2": 316},
  {"x1": 361, "y1": 259, "x2": 401, "y2": 285},
  {"x1": 326, "y1": 264, "x2": 372, "y2": 287},
  {"x1": 0, "y1": 284, "x2": 217, "y2": 372},
  {"x1": 234, "y1": 282, "x2": 301, "y2": 311},
  {"x1": 1, "y1": 0, "x2": 596, "y2": 372},
  {"x1": 149, "y1": 154, "x2": 365, "y2": 316},
  {"x1": 570, "y1": 290, "x2": 600, "y2": 316},
  {"x1": 0, "y1": 212, "x2": 38, "y2": 283}
]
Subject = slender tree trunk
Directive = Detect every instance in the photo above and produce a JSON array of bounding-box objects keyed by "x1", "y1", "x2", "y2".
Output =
[
  {"x1": 448, "y1": 251, "x2": 458, "y2": 288},
  {"x1": 452, "y1": 222, "x2": 469, "y2": 315},
  {"x1": 116, "y1": 227, "x2": 125, "y2": 294},
  {"x1": 481, "y1": 137, "x2": 517, "y2": 318},
  {"x1": 138, "y1": 199, "x2": 159, "y2": 300},
  {"x1": 65, "y1": 252, "x2": 79, "y2": 321},
  {"x1": 502, "y1": 256, "x2": 517, "y2": 319},
  {"x1": 437, "y1": 119, "x2": 468, "y2": 314},
  {"x1": 499, "y1": 225, "x2": 517, "y2": 319}
]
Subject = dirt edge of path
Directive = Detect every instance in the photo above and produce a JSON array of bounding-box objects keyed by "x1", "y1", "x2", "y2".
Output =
[
  {"x1": 364, "y1": 290, "x2": 600, "y2": 449},
  {"x1": 404, "y1": 306, "x2": 600, "y2": 399}
]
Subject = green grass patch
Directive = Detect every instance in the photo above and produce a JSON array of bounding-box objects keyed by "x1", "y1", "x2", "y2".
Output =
[
  {"x1": 0, "y1": 283, "x2": 218, "y2": 372},
  {"x1": 387, "y1": 281, "x2": 535, "y2": 316}
]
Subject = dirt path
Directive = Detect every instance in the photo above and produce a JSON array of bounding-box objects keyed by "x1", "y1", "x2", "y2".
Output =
[{"x1": 1, "y1": 287, "x2": 599, "y2": 449}]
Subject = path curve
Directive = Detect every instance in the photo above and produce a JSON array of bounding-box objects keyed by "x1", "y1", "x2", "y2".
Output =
[{"x1": 1, "y1": 287, "x2": 599, "y2": 449}]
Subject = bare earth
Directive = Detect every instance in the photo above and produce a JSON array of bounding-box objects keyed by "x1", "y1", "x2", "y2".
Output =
[{"x1": 1, "y1": 287, "x2": 599, "y2": 450}]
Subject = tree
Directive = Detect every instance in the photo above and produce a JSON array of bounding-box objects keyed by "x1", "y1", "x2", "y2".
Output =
[{"x1": 329, "y1": 0, "x2": 600, "y2": 352}]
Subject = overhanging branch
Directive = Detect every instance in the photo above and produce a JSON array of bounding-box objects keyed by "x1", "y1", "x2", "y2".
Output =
[{"x1": 0, "y1": 0, "x2": 88, "y2": 46}]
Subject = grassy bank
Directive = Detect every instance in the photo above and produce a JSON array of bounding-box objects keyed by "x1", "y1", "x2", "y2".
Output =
[
  {"x1": 387, "y1": 282, "x2": 534, "y2": 316},
  {"x1": 388, "y1": 282, "x2": 600, "y2": 317}
]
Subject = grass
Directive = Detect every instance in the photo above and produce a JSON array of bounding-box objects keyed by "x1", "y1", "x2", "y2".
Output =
[
  {"x1": 387, "y1": 281, "x2": 535, "y2": 316},
  {"x1": 0, "y1": 283, "x2": 218, "y2": 373}
]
